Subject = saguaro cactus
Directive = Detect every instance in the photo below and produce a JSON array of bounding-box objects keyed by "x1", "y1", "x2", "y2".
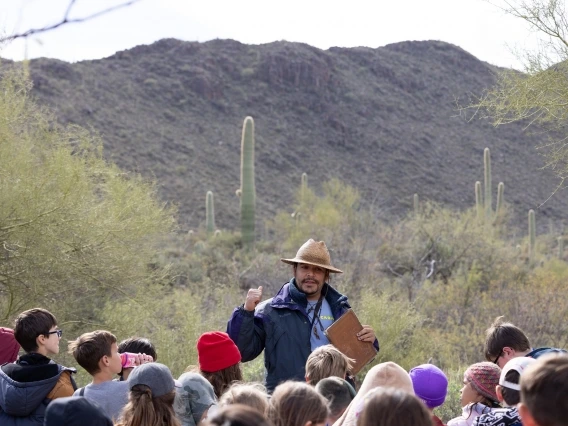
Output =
[
  {"x1": 528, "y1": 209, "x2": 536, "y2": 264},
  {"x1": 495, "y1": 182, "x2": 505, "y2": 218},
  {"x1": 413, "y1": 193, "x2": 419, "y2": 216},
  {"x1": 475, "y1": 181, "x2": 483, "y2": 222},
  {"x1": 484, "y1": 148, "x2": 492, "y2": 223},
  {"x1": 239, "y1": 116, "x2": 256, "y2": 249},
  {"x1": 206, "y1": 191, "x2": 215, "y2": 235},
  {"x1": 476, "y1": 148, "x2": 505, "y2": 228},
  {"x1": 301, "y1": 173, "x2": 308, "y2": 203}
]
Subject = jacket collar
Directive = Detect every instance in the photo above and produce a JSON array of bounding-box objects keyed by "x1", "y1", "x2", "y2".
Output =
[{"x1": 18, "y1": 352, "x2": 52, "y2": 366}]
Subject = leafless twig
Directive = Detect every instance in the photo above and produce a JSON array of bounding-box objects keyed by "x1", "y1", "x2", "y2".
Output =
[
  {"x1": 1, "y1": 0, "x2": 142, "y2": 43},
  {"x1": 425, "y1": 260, "x2": 436, "y2": 279},
  {"x1": 385, "y1": 264, "x2": 404, "y2": 278}
]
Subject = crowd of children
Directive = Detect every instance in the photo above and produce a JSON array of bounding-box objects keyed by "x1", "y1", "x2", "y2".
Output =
[{"x1": 0, "y1": 309, "x2": 567, "y2": 426}]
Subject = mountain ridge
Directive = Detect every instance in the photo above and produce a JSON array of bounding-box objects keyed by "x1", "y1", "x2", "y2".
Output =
[{"x1": 4, "y1": 37, "x2": 565, "y2": 231}]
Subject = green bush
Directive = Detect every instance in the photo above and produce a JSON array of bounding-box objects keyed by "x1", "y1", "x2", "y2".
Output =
[
  {"x1": 0, "y1": 70, "x2": 175, "y2": 323},
  {"x1": 378, "y1": 202, "x2": 518, "y2": 300},
  {"x1": 270, "y1": 178, "x2": 361, "y2": 253},
  {"x1": 355, "y1": 290, "x2": 436, "y2": 372},
  {"x1": 436, "y1": 367, "x2": 464, "y2": 423},
  {"x1": 99, "y1": 288, "x2": 203, "y2": 379}
]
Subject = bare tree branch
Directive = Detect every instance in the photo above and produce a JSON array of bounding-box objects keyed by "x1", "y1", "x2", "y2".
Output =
[
  {"x1": 1, "y1": 0, "x2": 142, "y2": 43},
  {"x1": 461, "y1": 0, "x2": 568, "y2": 191},
  {"x1": 64, "y1": 0, "x2": 79, "y2": 21}
]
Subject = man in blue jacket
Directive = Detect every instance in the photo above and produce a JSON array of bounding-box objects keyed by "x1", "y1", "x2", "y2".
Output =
[{"x1": 227, "y1": 239, "x2": 378, "y2": 392}]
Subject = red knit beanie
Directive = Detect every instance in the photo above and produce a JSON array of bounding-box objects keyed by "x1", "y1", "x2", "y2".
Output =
[
  {"x1": 0, "y1": 327, "x2": 20, "y2": 364},
  {"x1": 197, "y1": 331, "x2": 241, "y2": 372},
  {"x1": 464, "y1": 362, "x2": 501, "y2": 403}
]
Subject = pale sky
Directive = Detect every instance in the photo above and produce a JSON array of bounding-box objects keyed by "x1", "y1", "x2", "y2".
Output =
[{"x1": 0, "y1": 0, "x2": 542, "y2": 70}]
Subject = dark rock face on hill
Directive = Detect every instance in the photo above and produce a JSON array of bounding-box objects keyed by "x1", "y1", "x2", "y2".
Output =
[{"x1": 16, "y1": 38, "x2": 568, "y2": 229}]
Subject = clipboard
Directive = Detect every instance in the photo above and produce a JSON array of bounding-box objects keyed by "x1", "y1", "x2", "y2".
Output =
[{"x1": 324, "y1": 309, "x2": 377, "y2": 375}]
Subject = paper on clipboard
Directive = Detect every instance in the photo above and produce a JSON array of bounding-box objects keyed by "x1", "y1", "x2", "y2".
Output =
[{"x1": 324, "y1": 309, "x2": 377, "y2": 374}]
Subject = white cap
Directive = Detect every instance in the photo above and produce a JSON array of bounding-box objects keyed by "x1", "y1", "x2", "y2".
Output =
[{"x1": 499, "y1": 357, "x2": 537, "y2": 390}]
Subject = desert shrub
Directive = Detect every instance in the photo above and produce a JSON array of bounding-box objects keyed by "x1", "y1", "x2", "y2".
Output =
[
  {"x1": 98, "y1": 287, "x2": 203, "y2": 378},
  {"x1": 145, "y1": 179, "x2": 568, "y2": 412},
  {"x1": 270, "y1": 178, "x2": 362, "y2": 253},
  {"x1": 435, "y1": 367, "x2": 465, "y2": 423},
  {"x1": 98, "y1": 284, "x2": 268, "y2": 385},
  {"x1": 269, "y1": 178, "x2": 385, "y2": 296},
  {"x1": 414, "y1": 258, "x2": 568, "y2": 370},
  {"x1": 60, "y1": 283, "x2": 260, "y2": 386},
  {"x1": 377, "y1": 202, "x2": 519, "y2": 301},
  {"x1": 479, "y1": 260, "x2": 568, "y2": 349},
  {"x1": 0, "y1": 69, "x2": 175, "y2": 323},
  {"x1": 354, "y1": 290, "x2": 437, "y2": 374}
]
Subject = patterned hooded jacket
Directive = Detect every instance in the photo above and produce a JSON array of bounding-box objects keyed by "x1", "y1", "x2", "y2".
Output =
[{"x1": 473, "y1": 407, "x2": 521, "y2": 426}]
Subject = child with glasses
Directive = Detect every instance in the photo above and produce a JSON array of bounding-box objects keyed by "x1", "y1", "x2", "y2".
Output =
[
  {"x1": 484, "y1": 316, "x2": 566, "y2": 368},
  {"x1": 0, "y1": 308, "x2": 77, "y2": 425}
]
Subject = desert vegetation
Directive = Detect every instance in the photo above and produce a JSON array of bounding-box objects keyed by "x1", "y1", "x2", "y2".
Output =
[{"x1": 1, "y1": 67, "x2": 567, "y2": 422}]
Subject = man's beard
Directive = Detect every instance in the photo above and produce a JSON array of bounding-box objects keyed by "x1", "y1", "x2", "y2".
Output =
[{"x1": 299, "y1": 278, "x2": 321, "y2": 295}]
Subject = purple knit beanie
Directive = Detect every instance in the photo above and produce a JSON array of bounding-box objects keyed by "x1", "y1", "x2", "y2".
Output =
[
  {"x1": 409, "y1": 364, "x2": 448, "y2": 409},
  {"x1": 464, "y1": 362, "x2": 501, "y2": 403}
]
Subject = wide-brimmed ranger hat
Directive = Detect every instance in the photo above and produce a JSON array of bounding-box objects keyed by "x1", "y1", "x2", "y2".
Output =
[{"x1": 281, "y1": 239, "x2": 343, "y2": 273}]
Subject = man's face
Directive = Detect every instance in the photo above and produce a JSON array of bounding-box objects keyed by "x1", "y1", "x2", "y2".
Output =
[{"x1": 295, "y1": 263, "x2": 327, "y2": 300}]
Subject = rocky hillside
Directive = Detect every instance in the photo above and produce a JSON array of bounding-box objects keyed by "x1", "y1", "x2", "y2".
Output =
[{"x1": 8, "y1": 38, "x2": 567, "y2": 230}]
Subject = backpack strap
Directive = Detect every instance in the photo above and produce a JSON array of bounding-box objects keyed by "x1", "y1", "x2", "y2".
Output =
[
  {"x1": 78, "y1": 386, "x2": 85, "y2": 396},
  {"x1": 70, "y1": 374, "x2": 78, "y2": 391}
]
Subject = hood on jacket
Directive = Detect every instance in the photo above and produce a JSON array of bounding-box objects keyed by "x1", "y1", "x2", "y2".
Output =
[
  {"x1": 2, "y1": 353, "x2": 59, "y2": 383},
  {"x1": 0, "y1": 365, "x2": 71, "y2": 417},
  {"x1": 333, "y1": 362, "x2": 414, "y2": 426},
  {"x1": 44, "y1": 396, "x2": 113, "y2": 426}
]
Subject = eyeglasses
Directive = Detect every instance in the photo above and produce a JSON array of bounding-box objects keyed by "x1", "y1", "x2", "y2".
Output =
[
  {"x1": 492, "y1": 349, "x2": 503, "y2": 365},
  {"x1": 46, "y1": 329, "x2": 63, "y2": 338}
]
